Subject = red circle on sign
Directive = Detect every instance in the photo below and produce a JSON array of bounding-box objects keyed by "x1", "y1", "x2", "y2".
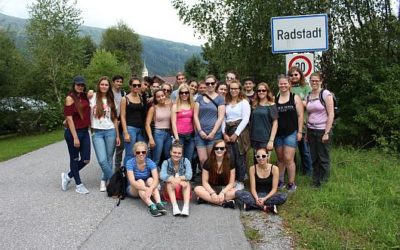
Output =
[{"x1": 288, "y1": 55, "x2": 312, "y2": 77}]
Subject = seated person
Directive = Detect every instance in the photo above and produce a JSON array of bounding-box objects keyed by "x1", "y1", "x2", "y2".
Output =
[
  {"x1": 235, "y1": 148, "x2": 287, "y2": 213},
  {"x1": 194, "y1": 140, "x2": 236, "y2": 208},
  {"x1": 160, "y1": 142, "x2": 192, "y2": 216},
  {"x1": 126, "y1": 141, "x2": 166, "y2": 217}
]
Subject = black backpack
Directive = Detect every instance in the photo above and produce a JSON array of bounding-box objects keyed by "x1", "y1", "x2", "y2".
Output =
[
  {"x1": 307, "y1": 89, "x2": 339, "y2": 120},
  {"x1": 106, "y1": 166, "x2": 127, "y2": 206}
]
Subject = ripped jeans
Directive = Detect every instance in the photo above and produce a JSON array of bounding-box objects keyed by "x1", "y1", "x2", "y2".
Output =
[{"x1": 64, "y1": 128, "x2": 91, "y2": 185}]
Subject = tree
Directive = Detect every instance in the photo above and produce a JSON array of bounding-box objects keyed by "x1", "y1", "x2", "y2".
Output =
[
  {"x1": 26, "y1": 0, "x2": 84, "y2": 106},
  {"x1": 184, "y1": 54, "x2": 207, "y2": 80},
  {"x1": 83, "y1": 49, "x2": 131, "y2": 89},
  {"x1": 80, "y1": 35, "x2": 97, "y2": 67},
  {"x1": 100, "y1": 22, "x2": 143, "y2": 76}
]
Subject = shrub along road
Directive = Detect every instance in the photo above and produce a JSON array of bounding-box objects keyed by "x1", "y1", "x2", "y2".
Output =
[{"x1": 0, "y1": 141, "x2": 251, "y2": 249}]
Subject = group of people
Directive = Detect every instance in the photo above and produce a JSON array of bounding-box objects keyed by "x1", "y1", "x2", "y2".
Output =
[{"x1": 61, "y1": 67, "x2": 334, "y2": 217}]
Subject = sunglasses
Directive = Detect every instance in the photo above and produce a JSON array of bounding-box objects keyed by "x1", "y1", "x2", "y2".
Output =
[
  {"x1": 290, "y1": 74, "x2": 299, "y2": 77},
  {"x1": 214, "y1": 146, "x2": 226, "y2": 151},
  {"x1": 256, "y1": 154, "x2": 268, "y2": 159},
  {"x1": 179, "y1": 91, "x2": 189, "y2": 95},
  {"x1": 205, "y1": 82, "x2": 216, "y2": 86},
  {"x1": 257, "y1": 89, "x2": 267, "y2": 93},
  {"x1": 163, "y1": 89, "x2": 171, "y2": 93},
  {"x1": 135, "y1": 151, "x2": 147, "y2": 155},
  {"x1": 131, "y1": 84, "x2": 141, "y2": 88}
]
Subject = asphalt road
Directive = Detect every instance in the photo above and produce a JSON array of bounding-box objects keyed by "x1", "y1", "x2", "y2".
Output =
[{"x1": 0, "y1": 141, "x2": 251, "y2": 250}]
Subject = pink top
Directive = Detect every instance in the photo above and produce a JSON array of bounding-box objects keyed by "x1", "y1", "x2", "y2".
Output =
[
  {"x1": 176, "y1": 108, "x2": 194, "y2": 134},
  {"x1": 306, "y1": 90, "x2": 331, "y2": 130},
  {"x1": 154, "y1": 105, "x2": 171, "y2": 129}
]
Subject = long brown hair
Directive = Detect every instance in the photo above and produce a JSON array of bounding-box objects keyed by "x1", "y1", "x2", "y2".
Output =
[
  {"x1": 252, "y1": 82, "x2": 274, "y2": 108},
  {"x1": 207, "y1": 140, "x2": 231, "y2": 184},
  {"x1": 288, "y1": 66, "x2": 306, "y2": 86},
  {"x1": 225, "y1": 80, "x2": 247, "y2": 104},
  {"x1": 68, "y1": 82, "x2": 88, "y2": 120},
  {"x1": 95, "y1": 76, "x2": 117, "y2": 120}
]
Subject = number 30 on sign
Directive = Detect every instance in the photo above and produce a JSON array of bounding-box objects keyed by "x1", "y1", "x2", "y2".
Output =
[{"x1": 286, "y1": 53, "x2": 314, "y2": 80}]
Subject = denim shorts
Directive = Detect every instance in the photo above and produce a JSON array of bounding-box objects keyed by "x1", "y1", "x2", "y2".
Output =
[
  {"x1": 274, "y1": 130, "x2": 297, "y2": 148},
  {"x1": 195, "y1": 132, "x2": 222, "y2": 148}
]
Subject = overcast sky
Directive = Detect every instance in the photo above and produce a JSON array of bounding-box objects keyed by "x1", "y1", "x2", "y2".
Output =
[{"x1": 0, "y1": 0, "x2": 205, "y2": 46}]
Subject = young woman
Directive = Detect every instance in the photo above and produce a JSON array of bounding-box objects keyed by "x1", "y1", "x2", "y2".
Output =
[
  {"x1": 193, "y1": 75, "x2": 225, "y2": 169},
  {"x1": 171, "y1": 84, "x2": 195, "y2": 162},
  {"x1": 121, "y1": 77, "x2": 147, "y2": 166},
  {"x1": 250, "y1": 82, "x2": 278, "y2": 155},
  {"x1": 145, "y1": 89, "x2": 172, "y2": 166},
  {"x1": 275, "y1": 75, "x2": 304, "y2": 192},
  {"x1": 61, "y1": 76, "x2": 91, "y2": 194},
  {"x1": 222, "y1": 80, "x2": 251, "y2": 191},
  {"x1": 89, "y1": 76, "x2": 120, "y2": 192},
  {"x1": 236, "y1": 148, "x2": 287, "y2": 213},
  {"x1": 160, "y1": 142, "x2": 192, "y2": 216},
  {"x1": 289, "y1": 66, "x2": 312, "y2": 176},
  {"x1": 197, "y1": 81, "x2": 207, "y2": 96},
  {"x1": 305, "y1": 72, "x2": 334, "y2": 188},
  {"x1": 188, "y1": 80, "x2": 199, "y2": 100},
  {"x1": 225, "y1": 70, "x2": 239, "y2": 85},
  {"x1": 194, "y1": 140, "x2": 236, "y2": 208},
  {"x1": 216, "y1": 82, "x2": 228, "y2": 99},
  {"x1": 126, "y1": 141, "x2": 166, "y2": 217},
  {"x1": 161, "y1": 83, "x2": 173, "y2": 104}
]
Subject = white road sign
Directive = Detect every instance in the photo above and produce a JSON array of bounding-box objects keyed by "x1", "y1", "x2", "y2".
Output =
[{"x1": 271, "y1": 14, "x2": 328, "y2": 53}]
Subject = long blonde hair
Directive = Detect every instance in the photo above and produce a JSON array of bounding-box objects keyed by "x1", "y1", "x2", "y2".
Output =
[{"x1": 175, "y1": 84, "x2": 195, "y2": 111}]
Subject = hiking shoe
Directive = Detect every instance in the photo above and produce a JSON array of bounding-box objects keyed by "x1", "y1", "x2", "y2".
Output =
[
  {"x1": 61, "y1": 172, "x2": 71, "y2": 191},
  {"x1": 196, "y1": 197, "x2": 207, "y2": 204},
  {"x1": 235, "y1": 181, "x2": 245, "y2": 191},
  {"x1": 99, "y1": 180, "x2": 107, "y2": 192},
  {"x1": 156, "y1": 202, "x2": 167, "y2": 214},
  {"x1": 287, "y1": 183, "x2": 297, "y2": 193},
  {"x1": 149, "y1": 204, "x2": 162, "y2": 217},
  {"x1": 222, "y1": 200, "x2": 235, "y2": 209},
  {"x1": 75, "y1": 184, "x2": 89, "y2": 194},
  {"x1": 181, "y1": 205, "x2": 189, "y2": 217},
  {"x1": 278, "y1": 180, "x2": 285, "y2": 190}
]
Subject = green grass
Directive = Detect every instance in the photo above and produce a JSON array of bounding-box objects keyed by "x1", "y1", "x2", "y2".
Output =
[
  {"x1": 280, "y1": 147, "x2": 400, "y2": 249},
  {"x1": 0, "y1": 129, "x2": 63, "y2": 161}
]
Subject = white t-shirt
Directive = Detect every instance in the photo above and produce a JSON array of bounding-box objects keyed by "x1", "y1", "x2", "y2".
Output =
[
  {"x1": 90, "y1": 93, "x2": 115, "y2": 130},
  {"x1": 222, "y1": 99, "x2": 251, "y2": 136}
]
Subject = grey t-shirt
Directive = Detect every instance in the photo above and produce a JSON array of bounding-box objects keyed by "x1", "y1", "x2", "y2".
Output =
[
  {"x1": 250, "y1": 104, "x2": 278, "y2": 143},
  {"x1": 113, "y1": 89, "x2": 123, "y2": 117},
  {"x1": 196, "y1": 94, "x2": 224, "y2": 134}
]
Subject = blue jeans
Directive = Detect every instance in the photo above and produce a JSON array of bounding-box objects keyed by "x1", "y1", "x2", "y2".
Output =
[
  {"x1": 64, "y1": 128, "x2": 91, "y2": 185},
  {"x1": 235, "y1": 190, "x2": 287, "y2": 209},
  {"x1": 124, "y1": 126, "x2": 145, "y2": 166},
  {"x1": 92, "y1": 128, "x2": 116, "y2": 181},
  {"x1": 297, "y1": 134, "x2": 312, "y2": 176},
  {"x1": 178, "y1": 133, "x2": 195, "y2": 162},
  {"x1": 152, "y1": 129, "x2": 172, "y2": 166}
]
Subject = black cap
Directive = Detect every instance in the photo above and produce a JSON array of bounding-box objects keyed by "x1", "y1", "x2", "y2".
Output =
[{"x1": 73, "y1": 75, "x2": 86, "y2": 84}]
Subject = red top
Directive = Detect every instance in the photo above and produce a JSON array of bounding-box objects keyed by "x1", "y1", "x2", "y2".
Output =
[{"x1": 64, "y1": 92, "x2": 90, "y2": 129}]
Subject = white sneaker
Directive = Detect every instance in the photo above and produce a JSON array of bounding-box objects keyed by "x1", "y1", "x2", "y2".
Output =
[
  {"x1": 100, "y1": 180, "x2": 107, "y2": 192},
  {"x1": 61, "y1": 172, "x2": 71, "y2": 191},
  {"x1": 172, "y1": 205, "x2": 181, "y2": 216},
  {"x1": 235, "y1": 181, "x2": 245, "y2": 191},
  {"x1": 76, "y1": 184, "x2": 89, "y2": 194},
  {"x1": 181, "y1": 204, "x2": 189, "y2": 216}
]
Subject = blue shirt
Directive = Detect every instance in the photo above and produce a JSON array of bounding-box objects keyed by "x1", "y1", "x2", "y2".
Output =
[
  {"x1": 126, "y1": 157, "x2": 157, "y2": 181},
  {"x1": 196, "y1": 94, "x2": 224, "y2": 134}
]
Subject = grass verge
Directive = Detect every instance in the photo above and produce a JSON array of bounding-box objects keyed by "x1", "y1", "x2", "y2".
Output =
[
  {"x1": 0, "y1": 129, "x2": 63, "y2": 162},
  {"x1": 280, "y1": 147, "x2": 400, "y2": 249},
  {"x1": 241, "y1": 213, "x2": 263, "y2": 243}
]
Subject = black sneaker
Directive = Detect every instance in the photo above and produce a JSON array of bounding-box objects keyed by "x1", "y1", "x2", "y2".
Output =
[
  {"x1": 222, "y1": 200, "x2": 235, "y2": 209},
  {"x1": 196, "y1": 197, "x2": 207, "y2": 204},
  {"x1": 156, "y1": 202, "x2": 167, "y2": 215},
  {"x1": 149, "y1": 204, "x2": 162, "y2": 217},
  {"x1": 264, "y1": 205, "x2": 278, "y2": 214}
]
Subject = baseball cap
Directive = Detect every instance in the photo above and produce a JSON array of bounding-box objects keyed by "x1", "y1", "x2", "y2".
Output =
[{"x1": 73, "y1": 75, "x2": 86, "y2": 85}]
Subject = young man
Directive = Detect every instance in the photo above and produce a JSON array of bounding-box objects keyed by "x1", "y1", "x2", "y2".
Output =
[
  {"x1": 243, "y1": 77, "x2": 256, "y2": 106},
  {"x1": 170, "y1": 72, "x2": 186, "y2": 102},
  {"x1": 112, "y1": 75, "x2": 126, "y2": 169}
]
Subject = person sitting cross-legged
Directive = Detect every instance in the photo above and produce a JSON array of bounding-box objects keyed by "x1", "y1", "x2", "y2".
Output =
[
  {"x1": 235, "y1": 148, "x2": 287, "y2": 213},
  {"x1": 126, "y1": 141, "x2": 166, "y2": 217}
]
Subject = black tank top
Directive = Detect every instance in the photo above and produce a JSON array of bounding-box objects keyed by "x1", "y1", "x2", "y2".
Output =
[
  {"x1": 276, "y1": 93, "x2": 298, "y2": 136},
  {"x1": 255, "y1": 164, "x2": 273, "y2": 193},
  {"x1": 125, "y1": 96, "x2": 145, "y2": 128}
]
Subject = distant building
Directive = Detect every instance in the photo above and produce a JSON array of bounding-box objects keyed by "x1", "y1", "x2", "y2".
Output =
[
  {"x1": 142, "y1": 62, "x2": 149, "y2": 78},
  {"x1": 152, "y1": 75, "x2": 176, "y2": 86}
]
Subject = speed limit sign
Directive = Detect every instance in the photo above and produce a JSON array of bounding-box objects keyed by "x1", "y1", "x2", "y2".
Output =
[{"x1": 286, "y1": 53, "x2": 314, "y2": 81}]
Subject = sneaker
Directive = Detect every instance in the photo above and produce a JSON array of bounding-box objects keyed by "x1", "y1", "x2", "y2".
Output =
[
  {"x1": 196, "y1": 197, "x2": 207, "y2": 204},
  {"x1": 235, "y1": 181, "x2": 245, "y2": 191},
  {"x1": 172, "y1": 205, "x2": 181, "y2": 216},
  {"x1": 181, "y1": 205, "x2": 189, "y2": 216},
  {"x1": 61, "y1": 172, "x2": 71, "y2": 191},
  {"x1": 99, "y1": 180, "x2": 107, "y2": 192},
  {"x1": 287, "y1": 183, "x2": 297, "y2": 193},
  {"x1": 222, "y1": 200, "x2": 236, "y2": 209},
  {"x1": 270, "y1": 205, "x2": 278, "y2": 214},
  {"x1": 75, "y1": 184, "x2": 89, "y2": 194},
  {"x1": 278, "y1": 180, "x2": 285, "y2": 190},
  {"x1": 156, "y1": 202, "x2": 167, "y2": 215},
  {"x1": 236, "y1": 199, "x2": 245, "y2": 211},
  {"x1": 149, "y1": 204, "x2": 162, "y2": 217}
]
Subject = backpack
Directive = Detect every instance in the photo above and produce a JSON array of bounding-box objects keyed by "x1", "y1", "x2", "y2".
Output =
[
  {"x1": 307, "y1": 89, "x2": 339, "y2": 120},
  {"x1": 106, "y1": 166, "x2": 127, "y2": 206}
]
